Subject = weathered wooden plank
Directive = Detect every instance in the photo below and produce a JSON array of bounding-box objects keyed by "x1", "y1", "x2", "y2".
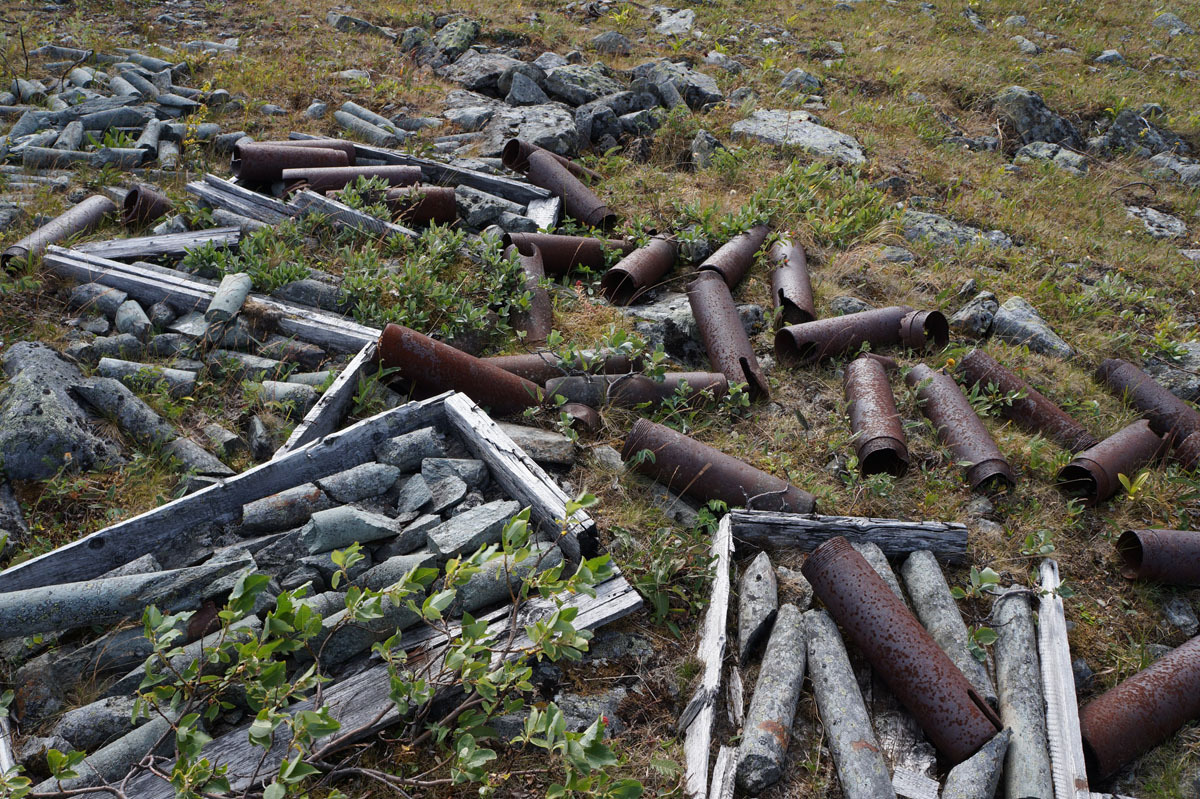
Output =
[
  {"x1": 288, "y1": 189, "x2": 417, "y2": 239},
  {"x1": 1038, "y1": 559, "x2": 1091, "y2": 799},
  {"x1": 125, "y1": 572, "x2": 641, "y2": 798},
  {"x1": 0, "y1": 715, "x2": 14, "y2": 776},
  {"x1": 893, "y1": 769, "x2": 940, "y2": 799},
  {"x1": 727, "y1": 511, "x2": 968, "y2": 563},
  {"x1": 709, "y1": 746, "x2": 737, "y2": 799},
  {"x1": 201, "y1": 174, "x2": 294, "y2": 220},
  {"x1": 0, "y1": 395, "x2": 450, "y2": 593},
  {"x1": 185, "y1": 181, "x2": 292, "y2": 225},
  {"x1": 684, "y1": 514, "x2": 733, "y2": 799},
  {"x1": 274, "y1": 341, "x2": 378, "y2": 458},
  {"x1": 74, "y1": 227, "x2": 242, "y2": 260},
  {"x1": 43, "y1": 246, "x2": 211, "y2": 312}
]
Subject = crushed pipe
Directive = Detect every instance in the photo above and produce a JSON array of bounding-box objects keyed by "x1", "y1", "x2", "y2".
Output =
[
  {"x1": 546, "y1": 372, "x2": 728, "y2": 408},
  {"x1": 520, "y1": 148, "x2": 616, "y2": 229},
  {"x1": 687, "y1": 270, "x2": 770, "y2": 400},
  {"x1": 501, "y1": 138, "x2": 602, "y2": 184},
  {"x1": 122, "y1": 184, "x2": 172, "y2": 226},
  {"x1": 843, "y1": 354, "x2": 909, "y2": 477},
  {"x1": 600, "y1": 236, "x2": 677, "y2": 305},
  {"x1": 1116, "y1": 529, "x2": 1200, "y2": 585},
  {"x1": 505, "y1": 241, "x2": 552, "y2": 346},
  {"x1": 3, "y1": 194, "x2": 117, "y2": 269},
  {"x1": 697, "y1": 224, "x2": 770, "y2": 289},
  {"x1": 776, "y1": 305, "x2": 949, "y2": 366},
  {"x1": 1055, "y1": 419, "x2": 1166, "y2": 506},
  {"x1": 562, "y1": 402, "x2": 601, "y2": 432},
  {"x1": 768, "y1": 237, "x2": 816, "y2": 326},
  {"x1": 483, "y1": 350, "x2": 636, "y2": 384},
  {"x1": 231, "y1": 142, "x2": 349, "y2": 184},
  {"x1": 505, "y1": 232, "x2": 633, "y2": 276}
]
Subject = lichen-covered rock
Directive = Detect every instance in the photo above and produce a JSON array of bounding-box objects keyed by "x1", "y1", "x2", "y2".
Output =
[
  {"x1": 993, "y1": 85, "x2": 1081, "y2": 147},
  {"x1": 301, "y1": 505, "x2": 405, "y2": 554},
  {"x1": 1144, "y1": 341, "x2": 1200, "y2": 402},
  {"x1": 476, "y1": 103, "x2": 579, "y2": 158},
  {"x1": 903, "y1": 210, "x2": 1013, "y2": 249},
  {"x1": 1126, "y1": 205, "x2": 1187, "y2": 239},
  {"x1": 1014, "y1": 141, "x2": 1088, "y2": 175},
  {"x1": 631, "y1": 59, "x2": 722, "y2": 110},
  {"x1": 590, "y1": 30, "x2": 631, "y2": 55},
  {"x1": 1089, "y1": 108, "x2": 1189, "y2": 157},
  {"x1": 434, "y1": 18, "x2": 480, "y2": 60},
  {"x1": 991, "y1": 297, "x2": 1072, "y2": 359},
  {"x1": 544, "y1": 64, "x2": 624, "y2": 106},
  {"x1": 426, "y1": 499, "x2": 519, "y2": 556},
  {"x1": 950, "y1": 291, "x2": 999, "y2": 338},
  {"x1": 439, "y1": 49, "x2": 523, "y2": 95},
  {"x1": 781, "y1": 68, "x2": 822, "y2": 91},
  {"x1": 731, "y1": 110, "x2": 866, "y2": 165}
]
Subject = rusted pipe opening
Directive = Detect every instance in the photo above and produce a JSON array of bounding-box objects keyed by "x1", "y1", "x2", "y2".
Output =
[
  {"x1": 773, "y1": 330, "x2": 816, "y2": 365},
  {"x1": 600, "y1": 272, "x2": 638, "y2": 305},
  {"x1": 1116, "y1": 530, "x2": 1143, "y2": 579},
  {"x1": 859, "y1": 440, "x2": 908, "y2": 478},
  {"x1": 1056, "y1": 463, "x2": 1098, "y2": 503},
  {"x1": 900, "y1": 310, "x2": 950, "y2": 350}
]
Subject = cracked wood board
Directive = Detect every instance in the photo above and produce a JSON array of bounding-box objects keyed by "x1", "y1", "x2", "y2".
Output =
[
  {"x1": 74, "y1": 227, "x2": 243, "y2": 260},
  {"x1": 728, "y1": 511, "x2": 967, "y2": 563},
  {"x1": 1038, "y1": 559, "x2": 1090, "y2": 799},
  {"x1": 274, "y1": 340, "x2": 378, "y2": 458}
]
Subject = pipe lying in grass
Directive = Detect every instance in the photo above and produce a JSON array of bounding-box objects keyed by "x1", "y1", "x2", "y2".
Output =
[
  {"x1": 516, "y1": 147, "x2": 615, "y2": 229},
  {"x1": 483, "y1": 350, "x2": 637, "y2": 384},
  {"x1": 687, "y1": 270, "x2": 770, "y2": 400},
  {"x1": 1096, "y1": 357, "x2": 1200, "y2": 441},
  {"x1": 768, "y1": 237, "x2": 816, "y2": 326},
  {"x1": 600, "y1": 236, "x2": 677, "y2": 305},
  {"x1": 385, "y1": 185, "x2": 456, "y2": 225},
  {"x1": 281, "y1": 164, "x2": 421, "y2": 195},
  {"x1": 2, "y1": 194, "x2": 117, "y2": 270},
  {"x1": 1055, "y1": 419, "x2": 1166, "y2": 506},
  {"x1": 843, "y1": 354, "x2": 909, "y2": 478},
  {"x1": 906, "y1": 363, "x2": 1016, "y2": 493},
  {"x1": 505, "y1": 232, "x2": 632, "y2": 276},
  {"x1": 1079, "y1": 634, "x2": 1200, "y2": 784},
  {"x1": 801, "y1": 536, "x2": 1002, "y2": 765},
  {"x1": 775, "y1": 305, "x2": 948, "y2": 366},
  {"x1": 1116, "y1": 528, "x2": 1200, "y2": 585},
  {"x1": 622, "y1": 417, "x2": 817, "y2": 513},
  {"x1": 251, "y1": 137, "x2": 357, "y2": 164},
  {"x1": 501, "y1": 138, "x2": 601, "y2": 184},
  {"x1": 122, "y1": 184, "x2": 172, "y2": 226},
  {"x1": 697, "y1": 224, "x2": 769, "y2": 289},
  {"x1": 957, "y1": 349, "x2": 1098, "y2": 453},
  {"x1": 231, "y1": 141, "x2": 349, "y2": 184},
  {"x1": 377, "y1": 323, "x2": 543, "y2": 416},
  {"x1": 545, "y1": 372, "x2": 727, "y2": 409},
  {"x1": 505, "y1": 241, "x2": 552, "y2": 346}
]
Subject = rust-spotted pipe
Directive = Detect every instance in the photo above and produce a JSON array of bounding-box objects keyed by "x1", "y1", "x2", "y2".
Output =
[
  {"x1": 546, "y1": 372, "x2": 727, "y2": 408},
  {"x1": 3, "y1": 195, "x2": 117, "y2": 269},
  {"x1": 958, "y1": 349, "x2": 1097, "y2": 453},
  {"x1": 1079, "y1": 634, "x2": 1200, "y2": 783},
  {"x1": 253, "y1": 138, "x2": 357, "y2": 164},
  {"x1": 377, "y1": 323, "x2": 542, "y2": 416},
  {"x1": 505, "y1": 242, "x2": 552, "y2": 346},
  {"x1": 1097, "y1": 358, "x2": 1200, "y2": 442},
  {"x1": 622, "y1": 417, "x2": 816, "y2": 512},
  {"x1": 688, "y1": 271, "x2": 770, "y2": 401},
  {"x1": 1056, "y1": 420, "x2": 1167, "y2": 506},
  {"x1": 844, "y1": 355, "x2": 909, "y2": 477},
  {"x1": 385, "y1": 185, "x2": 456, "y2": 225},
  {"x1": 501, "y1": 139, "x2": 601, "y2": 184},
  {"x1": 505, "y1": 233, "x2": 632, "y2": 276},
  {"x1": 600, "y1": 236, "x2": 677, "y2": 305},
  {"x1": 801, "y1": 536, "x2": 1002, "y2": 765},
  {"x1": 1117, "y1": 529, "x2": 1200, "y2": 585},
  {"x1": 906, "y1": 363, "x2": 1016, "y2": 492},
  {"x1": 768, "y1": 237, "x2": 815, "y2": 326},
  {"x1": 482, "y1": 351, "x2": 636, "y2": 384},
  {"x1": 1176, "y1": 432, "x2": 1200, "y2": 472},
  {"x1": 231, "y1": 142, "x2": 350, "y2": 184},
  {"x1": 523, "y1": 149, "x2": 616, "y2": 229},
  {"x1": 282, "y1": 165, "x2": 421, "y2": 195},
  {"x1": 776, "y1": 306, "x2": 948, "y2": 366},
  {"x1": 697, "y1": 224, "x2": 770, "y2": 289},
  {"x1": 121, "y1": 184, "x2": 172, "y2": 227}
]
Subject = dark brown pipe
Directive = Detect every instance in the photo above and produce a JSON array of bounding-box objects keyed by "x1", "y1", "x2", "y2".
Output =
[
  {"x1": 768, "y1": 237, "x2": 816, "y2": 326},
  {"x1": 121, "y1": 184, "x2": 172, "y2": 227},
  {"x1": 1096, "y1": 358, "x2": 1200, "y2": 442},
  {"x1": 844, "y1": 355, "x2": 909, "y2": 477},
  {"x1": 545, "y1": 372, "x2": 728, "y2": 408},
  {"x1": 482, "y1": 351, "x2": 636, "y2": 384},
  {"x1": 252, "y1": 138, "x2": 357, "y2": 164},
  {"x1": 801, "y1": 536, "x2": 1002, "y2": 765},
  {"x1": 687, "y1": 271, "x2": 770, "y2": 401},
  {"x1": 600, "y1": 236, "x2": 677, "y2": 305},
  {"x1": 1056, "y1": 420, "x2": 1166, "y2": 506},
  {"x1": 377, "y1": 323, "x2": 543, "y2": 416},
  {"x1": 504, "y1": 233, "x2": 633, "y2": 276},
  {"x1": 697, "y1": 224, "x2": 769, "y2": 289},
  {"x1": 385, "y1": 185, "x2": 457, "y2": 225},
  {"x1": 282, "y1": 165, "x2": 421, "y2": 195},
  {"x1": 775, "y1": 306, "x2": 949, "y2": 366},
  {"x1": 622, "y1": 417, "x2": 816, "y2": 513},
  {"x1": 563, "y1": 402, "x2": 601, "y2": 432},
  {"x1": 501, "y1": 139, "x2": 601, "y2": 184},
  {"x1": 957, "y1": 349, "x2": 1098, "y2": 453},
  {"x1": 1117, "y1": 529, "x2": 1200, "y2": 584},
  {"x1": 3, "y1": 195, "x2": 117, "y2": 269},
  {"x1": 231, "y1": 143, "x2": 349, "y2": 184},
  {"x1": 906, "y1": 363, "x2": 1016, "y2": 492},
  {"x1": 505, "y1": 242, "x2": 552, "y2": 346},
  {"x1": 1175, "y1": 431, "x2": 1200, "y2": 471},
  {"x1": 523, "y1": 149, "x2": 616, "y2": 229},
  {"x1": 1079, "y1": 634, "x2": 1200, "y2": 783}
]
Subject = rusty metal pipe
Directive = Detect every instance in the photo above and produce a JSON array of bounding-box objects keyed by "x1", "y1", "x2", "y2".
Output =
[
  {"x1": 958, "y1": 349, "x2": 1098, "y2": 453},
  {"x1": 523, "y1": 149, "x2": 616, "y2": 229},
  {"x1": 251, "y1": 138, "x2": 358, "y2": 164},
  {"x1": 1096, "y1": 358, "x2": 1200, "y2": 441},
  {"x1": 776, "y1": 306, "x2": 948, "y2": 366},
  {"x1": 562, "y1": 402, "x2": 600, "y2": 433},
  {"x1": 501, "y1": 138, "x2": 601, "y2": 184},
  {"x1": 505, "y1": 242, "x2": 552, "y2": 346},
  {"x1": 482, "y1": 350, "x2": 636, "y2": 384},
  {"x1": 231, "y1": 142, "x2": 350, "y2": 184},
  {"x1": 1117, "y1": 529, "x2": 1200, "y2": 585},
  {"x1": 377, "y1": 323, "x2": 543, "y2": 416},
  {"x1": 600, "y1": 236, "x2": 677, "y2": 305},
  {"x1": 801, "y1": 536, "x2": 1002, "y2": 765},
  {"x1": 1079, "y1": 634, "x2": 1200, "y2": 783},
  {"x1": 282, "y1": 165, "x2": 421, "y2": 195},
  {"x1": 546, "y1": 372, "x2": 728, "y2": 408},
  {"x1": 622, "y1": 417, "x2": 816, "y2": 512},
  {"x1": 1055, "y1": 420, "x2": 1166, "y2": 506},
  {"x1": 697, "y1": 224, "x2": 769, "y2": 289},
  {"x1": 121, "y1": 184, "x2": 172, "y2": 227},
  {"x1": 3, "y1": 195, "x2": 117, "y2": 270},
  {"x1": 844, "y1": 355, "x2": 909, "y2": 477},
  {"x1": 687, "y1": 271, "x2": 770, "y2": 401},
  {"x1": 384, "y1": 186, "x2": 456, "y2": 225},
  {"x1": 906, "y1": 364, "x2": 1016, "y2": 492},
  {"x1": 768, "y1": 237, "x2": 815, "y2": 326},
  {"x1": 1175, "y1": 431, "x2": 1200, "y2": 472},
  {"x1": 504, "y1": 232, "x2": 633, "y2": 276}
]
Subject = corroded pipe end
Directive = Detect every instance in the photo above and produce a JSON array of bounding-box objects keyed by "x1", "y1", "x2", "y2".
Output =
[
  {"x1": 122, "y1": 184, "x2": 172, "y2": 226},
  {"x1": 774, "y1": 326, "x2": 817, "y2": 367},
  {"x1": 899, "y1": 309, "x2": 950, "y2": 350},
  {"x1": 501, "y1": 138, "x2": 528, "y2": 171},
  {"x1": 858, "y1": 436, "x2": 910, "y2": 478},
  {"x1": 967, "y1": 459, "x2": 1016, "y2": 494},
  {"x1": 1116, "y1": 530, "x2": 1144, "y2": 579},
  {"x1": 621, "y1": 416, "x2": 656, "y2": 462},
  {"x1": 1175, "y1": 431, "x2": 1200, "y2": 471},
  {"x1": 1056, "y1": 460, "x2": 1104, "y2": 506},
  {"x1": 802, "y1": 534, "x2": 856, "y2": 578},
  {"x1": 563, "y1": 402, "x2": 601, "y2": 432},
  {"x1": 1057, "y1": 420, "x2": 1166, "y2": 506}
]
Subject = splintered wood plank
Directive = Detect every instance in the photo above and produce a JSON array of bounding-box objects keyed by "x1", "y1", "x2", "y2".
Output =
[
  {"x1": 288, "y1": 189, "x2": 417, "y2": 239},
  {"x1": 201, "y1": 174, "x2": 295, "y2": 220},
  {"x1": 728, "y1": 511, "x2": 968, "y2": 563},
  {"x1": 186, "y1": 180, "x2": 293, "y2": 225},
  {"x1": 274, "y1": 341, "x2": 378, "y2": 458},
  {"x1": 1038, "y1": 559, "x2": 1090, "y2": 799},
  {"x1": 74, "y1": 227, "x2": 242, "y2": 260}
]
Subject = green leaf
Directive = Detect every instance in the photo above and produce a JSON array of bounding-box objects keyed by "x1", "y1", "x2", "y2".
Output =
[
  {"x1": 973, "y1": 627, "x2": 998, "y2": 646},
  {"x1": 263, "y1": 783, "x2": 286, "y2": 799}
]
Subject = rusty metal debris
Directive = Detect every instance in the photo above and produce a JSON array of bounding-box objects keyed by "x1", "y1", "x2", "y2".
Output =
[
  {"x1": 844, "y1": 354, "x2": 909, "y2": 477},
  {"x1": 906, "y1": 363, "x2": 1015, "y2": 492},
  {"x1": 545, "y1": 372, "x2": 728, "y2": 408},
  {"x1": 385, "y1": 185, "x2": 457, "y2": 225},
  {"x1": 600, "y1": 236, "x2": 678, "y2": 305},
  {"x1": 121, "y1": 184, "x2": 172, "y2": 227},
  {"x1": 3, "y1": 195, "x2": 117, "y2": 269},
  {"x1": 1056, "y1": 420, "x2": 1166, "y2": 506},
  {"x1": 801, "y1": 536, "x2": 1002, "y2": 765},
  {"x1": 519, "y1": 148, "x2": 616, "y2": 229},
  {"x1": 767, "y1": 237, "x2": 815, "y2": 326},
  {"x1": 253, "y1": 137, "x2": 358, "y2": 163},
  {"x1": 1117, "y1": 529, "x2": 1200, "y2": 585},
  {"x1": 231, "y1": 142, "x2": 350, "y2": 184},
  {"x1": 687, "y1": 270, "x2": 770, "y2": 400},
  {"x1": 282, "y1": 165, "x2": 421, "y2": 195},
  {"x1": 697, "y1": 224, "x2": 769, "y2": 289},
  {"x1": 482, "y1": 350, "x2": 636, "y2": 384},
  {"x1": 1096, "y1": 358, "x2": 1200, "y2": 442},
  {"x1": 562, "y1": 402, "x2": 601, "y2": 432},
  {"x1": 622, "y1": 417, "x2": 816, "y2": 512},
  {"x1": 501, "y1": 138, "x2": 602, "y2": 184},
  {"x1": 505, "y1": 242, "x2": 552, "y2": 346},
  {"x1": 775, "y1": 306, "x2": 949, "y2": 366},
  {"x1": 957, "y1": 349, "x2": 1097, "y2": 453},
  {"x1": 505, "y1": 232, "x2": 632, "y2": 276},
  {"x1": 377, "y1": 323, "x2": 543, "y2": 416},
  {"x1": 1078, "y1": 634, "x2": 1200, "y2": 783}
]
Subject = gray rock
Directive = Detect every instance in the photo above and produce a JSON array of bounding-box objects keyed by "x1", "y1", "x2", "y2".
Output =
[
  {"x1": 147, "y1": 301, "x2": 176, "y2": 329},
  {"x1": 17, "y1": 735, "x2": 72, "y2": 780},
  {"x1": 1014, "y1": 140, "x2": 1089, "y2": 174},
  {"x1": 89, "y1": 333, "x2": 144, "y2": 361},
  {"x1": 591, "y1": 31, "x2": 631, "y2": 55},
  {"x1": 553, "y1": 686, "x2": 627, "y2": 734},
  {"x1": 246, "y1": 415, "x2": 274, "y2": 461},
  {"x1": 1126, "y1": 205, "x2": 1187, "y2": 239},
  {"x1": 534, "y1": 52, "x2": 569, "y2": 71},
  {"x1": 456, "y1": 184, "x2": 526, "y2": 229},
  {"x1": 1152, "y1": 12, "x2": 1193, "y2": 35},
  {"x1": 942, "y1": 728, "x2": 1011, "y2": 799},
  {"x1": 426, "y1": 499, "x2": 519, "y2": 556},
  {"x1": 164, "y1": 437, "x2": 234, "y2": 476},
  {"x1": 993, "y1": 85, "x2": 1081, "y2": 147},
  {"x1": 590, "y1": 444, "x2": 624, "y2": 471},
  {"x1": 422, "y1": 457, "x2": 489, "y2": 487},
  {"x1": 326, "y1": 11, "x2": 395, "y2": 40},
  {"x1": 830, "y1": 296, "x2": 873, "y2": 315},
  {"x1": 1144, "y1": 341, "x2": 1200, "y2": 402},
  {"x1": 434, "y1": 18, "x2": 480, "y2": 60},
  {"x1": 257, "y1": 380, "x2": 317, "y2": 418},
  {"x1": 654, "y1": 7, "x2": 695, "y2": 35},
  {"x1": 619, "y1": 109, "x2": 660, "y2": 136},
  {"x1": 496, "y1": 211, "x2": 538, "y2": 233},
  {"x1": 334, "y1": 69, "x2": 370, "y2": 82},
  {"x1": 731, "y1": 109, "x2": 866, "y2": 164},
  {"x1": 428, "y1": 475, "x2": 469, "y2": 513},
  {"x1": 1163, "y1": 596, "x2": 1199, "y2": 636},
  {"x1": 69, "y1": 283, "x2": 128, "y2": 317},
  {"x1": 376, "y1": 514, "x2": 441, "y2": 559},
  {"x1": 71, "y1": 375, "x2": 176, "y2": 446},
  {"x1": 97, "y1": 358, "x2": 196, "y2": 398},
  {"x1": 703, "y1": 50, "x2": 742, "y2": 74},
  {"x1": 1004, "y1": 14, "x2": 1027, "y2": 26},
  {"x1": 903, "y1": 210, "x2": 1013, "y2": 249},
  {"x1": 298, "y1": 547, "x2": 373, "y2": 584},
  {"x1": 991, "y1": 297, "x2": 1072, "y2": 359},
  {"x1": 738, "y1": 551, "x2": 778, "y2": 664},
  {"x1": 317, "y1": 462, "x2": 402, "y2": 503},
  {"x1": 80, "y1": 316, "x2": 110, "y2": 335},
  {"x1": 54, "y1": 695, "x2": 140, "y2": 752},
  {"x1": 0, "y1": 479, "x2": 29, "y2": 555},
  {"x1": 498, "y1": 422, "x2": 575, "y2": 465},
  {"x1": 300, "y1": 505, "x2": 404, "y2": 554},
  {"x1": 545, "y1": 64, "x2": 624, "y2": 106},
  {"x1": 310, "y1": 592, "x2": 422, "y2": 667},
  {"x1": 949, "y1": 291, "x2": 999, "y2": 338},
  {"x1": 1147, "y1": 152, "x2": 1200, "y2": 187},
  {"x1": 631, "y1": 60, "x2": 721, "y2": 110},
  {"x1": 963, "y1": 7, "x2": 987, "y2": 31},
  {"x1": 690, "y1": 129, "x2": 722, "y2": 168},
  {"x1": 241, "y1": 483, "x2": 333, "y2": 533},
  {"x1": 506, "y1": 71, "x2": 550, "y2": 106},
  {"x1": 32, "y1": 714, "x2": 175, "y2": 793},
  {"x1": 445, "y1": 103, "x2": 495, "y2": 131},
  {"x1": 477, "y1": 102, "x2": 579, "y2": 157},
  {"x1": 781, "y1": 68, "x2": 822, "y2": 91},
  {"x1": 201, "y1": 423, "x2": 242, "y2": 457},
  {"x1": 207, "y1": 350, "x2": 286, "y2": 381},
  {"x1": 396, "y1": 473, "x2": 434, "y2": 514},
  {"x1": 994, "y1": 589, "x2": 1055, "y2": 799},
  {"x1": 623, "y1": 292, "x2": 763, "y2": 365},
  {"x1": 1095, "y1": 49, "x2": 1124, "y2": 64},
  {"x1": 440, "y1": 49, "x2": 524, "y2": 95},
  {"x1": 357, "y1": 551, "x2": 437, "y2": 591},
  {"x1": 880, "y1": 245, "x2": 915, "y2": 262},
  {"x1": 1012, "y1": 35, "x2": 1042, "y2": 55},
  {"x1": 455, "y1": 541, "x2": 564, "y2": 613},
  {"x1": 304, "y1": 101, "x2": 327, "y2": 119},
  {"x1": 497, "y1": 63, "x2": 548, "y2": 97}
]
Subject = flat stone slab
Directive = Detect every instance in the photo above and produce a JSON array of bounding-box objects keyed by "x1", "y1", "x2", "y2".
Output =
[
  {"x1": 731, "y1": 109, "x2": 866, "y2": 165},
  {"x1": 300, "y1": 505, "x2": 404, "y2": 554},
  {"x1": 991, "y1": 296, "x2": 1073, "y2": 359},
  {"x1": 426, "y1": 499, "x2": 520, "y2": 557},
  {"x1": 498, "y1": 423, "x2": 576, "y2": 465},
  {"x1": 422, "y1": 457, "x2": 489, "y2": 487}
]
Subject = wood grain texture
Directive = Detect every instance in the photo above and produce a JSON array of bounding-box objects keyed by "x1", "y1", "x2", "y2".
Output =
[
  {"x1": 75, "y1": 227, "x2": 242, "y2": 259},
  {"x1": 288, "y1": 189, "x2": 417, "y2": 239},
  {"x1": 728, "y1": 511, "x2": 968, "y2": 563},
  {"x1": 1038, "y1": 559, "x2": 1091, "y2": 799},
  {"x1": 274, "y1": 341, "x2": 378, "y2": 458}
]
